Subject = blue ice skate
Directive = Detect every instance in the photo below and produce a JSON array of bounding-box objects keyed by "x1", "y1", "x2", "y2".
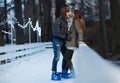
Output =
[
  {"x1": 51, "y1": 71, "x2": 61, "y2": 80},
  {"x1": 62, "y1": 70, "x2": 71, "y2": 79}
]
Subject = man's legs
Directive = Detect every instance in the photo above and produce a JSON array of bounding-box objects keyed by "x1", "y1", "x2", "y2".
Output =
[{"x1": 51, "y1": 38, "x2": 62, "y2": 80}]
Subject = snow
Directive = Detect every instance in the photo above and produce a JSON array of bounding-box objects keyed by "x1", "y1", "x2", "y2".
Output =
[{"x1": 0, "y1": 42, "x2": 120, "y2": 83}]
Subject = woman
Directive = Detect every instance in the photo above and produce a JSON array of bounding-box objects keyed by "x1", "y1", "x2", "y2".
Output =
[{"x1": 64, "y1": 9, "x2": 86, "y2": 78}]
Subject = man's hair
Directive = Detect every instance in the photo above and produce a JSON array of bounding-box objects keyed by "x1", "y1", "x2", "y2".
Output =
[{"x1": 60, "y1": 7, "x2": 70, "y2": 17}]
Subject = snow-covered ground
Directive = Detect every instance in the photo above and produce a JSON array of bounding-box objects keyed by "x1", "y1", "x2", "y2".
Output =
[{"x1": 0, "y1": 42, "x2": 120, "y2": 83}]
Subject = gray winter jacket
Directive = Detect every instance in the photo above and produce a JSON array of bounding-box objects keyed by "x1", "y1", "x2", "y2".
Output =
[{"x1": 52, "y1": 16, "x2": 68, "y2": 40}]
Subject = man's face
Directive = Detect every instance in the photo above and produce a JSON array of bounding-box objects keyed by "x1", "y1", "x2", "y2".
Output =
[{"x1": 66, "y1": 11, "x2": 70, "y2": 18}]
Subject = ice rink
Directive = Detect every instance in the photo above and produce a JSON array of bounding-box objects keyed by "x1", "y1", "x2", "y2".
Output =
[{"x1": 0, "y1": 42, "x2": 120, "y2": 83}]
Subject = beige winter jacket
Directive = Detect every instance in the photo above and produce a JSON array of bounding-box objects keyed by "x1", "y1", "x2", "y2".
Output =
[{"x1": 66, "y1": 19, "x2": 85, "y2": 50}]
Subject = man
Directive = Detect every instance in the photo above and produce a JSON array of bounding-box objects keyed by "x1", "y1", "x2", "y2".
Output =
[{"x1": 51, "y1": 7, "x2": 70, "y2": 80}]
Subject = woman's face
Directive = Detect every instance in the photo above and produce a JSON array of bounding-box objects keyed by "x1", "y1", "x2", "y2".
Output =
[{"x1": 74, "y1": 10, "x2": 80, "y2": 19}]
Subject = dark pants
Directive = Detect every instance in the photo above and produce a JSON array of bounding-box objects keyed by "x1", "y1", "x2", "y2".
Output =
[
  {"x1": 52, "y1": 37, "x2": 66, "y2": 72},
  {"x1": 64, "y1": 49, "x2": 74, "y2": 70}
]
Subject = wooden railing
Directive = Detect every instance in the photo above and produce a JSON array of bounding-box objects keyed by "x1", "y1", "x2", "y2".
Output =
[{"x1": 0, "y1": 43, "x2": 47, "y2": 65}]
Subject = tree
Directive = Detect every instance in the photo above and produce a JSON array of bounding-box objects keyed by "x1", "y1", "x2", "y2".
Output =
[
  {"x1": 98, "y1": 0, "x2": 109, "y2": 58},
  {"x1": 24, "y1": 0, "x2": 52, "y2": 42},
  {"x1": 55, "y1": 0, "x2": 66, "y2": 18},
  {"x1": 24, "y1": 0, "x2": 37, "y2": 43},
  {"x1": 110, "y1": 0, "x2": 120, "y2": 57},
  {"x1": 39, "y1": 0, "x2": 52, "y2": 42},
  {"x1": 14, "y1": 0, "x2": 25, "y2": 44}
]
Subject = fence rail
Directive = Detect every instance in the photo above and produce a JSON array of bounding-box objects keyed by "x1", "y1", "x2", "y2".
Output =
[{"x1": 0, "y1": 43, "x2": 47, "y2": 65}]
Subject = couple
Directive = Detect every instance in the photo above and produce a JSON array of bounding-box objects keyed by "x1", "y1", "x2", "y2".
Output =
[{"x1": 51, "y1": 7, "x2": 85, "y2": 80}]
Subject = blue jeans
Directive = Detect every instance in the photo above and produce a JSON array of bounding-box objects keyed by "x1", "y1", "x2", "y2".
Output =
[{"x1": 52, "y1": 37, "x2": 66, "y2": 72}]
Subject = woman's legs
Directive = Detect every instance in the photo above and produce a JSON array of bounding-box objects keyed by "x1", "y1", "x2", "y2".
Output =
[
  {"x1": 65, "y1": 49, "x2": 74, "y2": 70},
  {"x1": 62, "y1": 48, "x2": 75, "y2": 78}
]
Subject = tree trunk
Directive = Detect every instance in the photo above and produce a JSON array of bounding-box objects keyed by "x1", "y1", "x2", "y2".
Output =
[
  {"x1": 39, "y1": 0, "x2": 52, "y2": 42},
  {"x1": 110, "y1": 0, "x2": 120, "y2": 56},
  {"x1": 24, "y1": 0, "x2": 38, "y2": 43},
  {"x1": 14, "y1": 0, "x2": 25, "y2": 44},
  {"x1": 99, "y1": 0, "x2": 109, "y2": 58},
  {"x1": 55, "y1": 0, "x2": 66, "y2": 18}
]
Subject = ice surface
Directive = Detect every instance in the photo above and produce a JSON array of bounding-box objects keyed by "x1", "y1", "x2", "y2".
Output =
[{"x1": 0, "y1": 43, "x2": 120, "y2": 83}]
